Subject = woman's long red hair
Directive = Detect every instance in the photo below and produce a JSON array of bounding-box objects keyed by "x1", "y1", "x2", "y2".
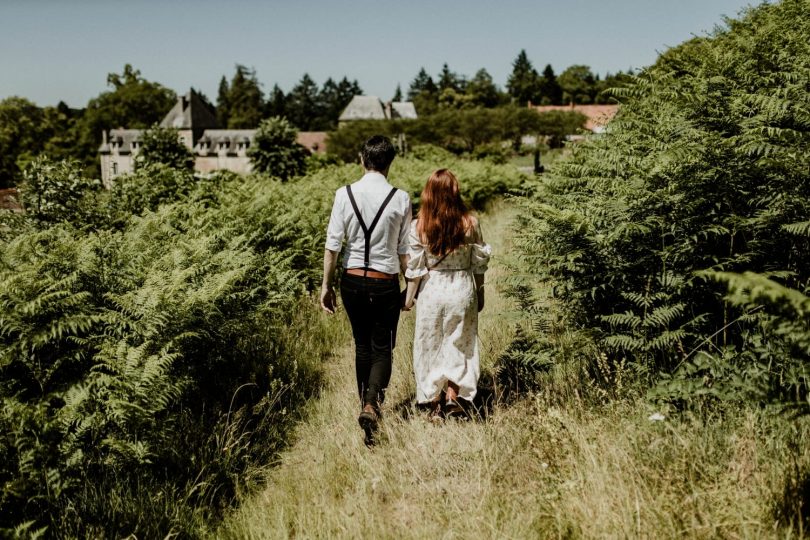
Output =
[{"x1": 417, "y1": 169, "x2": 470, "y2": 256}]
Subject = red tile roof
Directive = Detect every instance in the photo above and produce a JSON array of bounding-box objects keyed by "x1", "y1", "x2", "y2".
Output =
[
  {"x1": 297, "y1": 131, "x2": 327, "y2": 154},
  {"x1": 532, "y1": 104, "x2": 619, "y2": 132}
]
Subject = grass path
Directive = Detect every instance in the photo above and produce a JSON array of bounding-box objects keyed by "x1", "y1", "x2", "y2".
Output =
[
  {"x1": 219, "y1": 201, "x2": 539, "y2": 538},
  {"x1": 219, "y1": 200, "x2": 807, "y2": 539}
]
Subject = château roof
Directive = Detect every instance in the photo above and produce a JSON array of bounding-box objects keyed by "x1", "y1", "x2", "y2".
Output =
[
  {"x1": 159, "y1": 89, "x2": 219, "y2": 130},
  {"x1": 390, "y1": 102, "x2": 417, "y2": 120},
  {"x1": 339, "y1": 96, "x2": 387, "y2": 121},
  {"x1": 99, "y1": 129, "x2": 143, "y2": 154},
  {"x1": 338, "y1": 95, "x2": 418, "y2": 122}
]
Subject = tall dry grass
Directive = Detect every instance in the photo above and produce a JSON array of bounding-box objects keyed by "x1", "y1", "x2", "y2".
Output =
[{"x1": 219, "y1": 200, "x2": 810, "y2": 539}]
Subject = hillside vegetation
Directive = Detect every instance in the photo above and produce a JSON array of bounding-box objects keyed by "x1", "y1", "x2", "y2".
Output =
[
  {"x1": 512, "y1": 0, "x2": 810, "y2": 412},
  {"x1": 0, "y1": 154, "x2": 523, "y2": 537}
]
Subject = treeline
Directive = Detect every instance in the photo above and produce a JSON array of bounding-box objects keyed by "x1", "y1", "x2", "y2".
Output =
[
  {"x1": 409, "y1": 51, "x2": 633, "y2": 115},
  {"x1": 215, "y1": 64, "x2": 362, "y2": 131},
  {"x1": 0, "y1": 64, "x2": 362, "y2": 188},
  {"x1": 327, "y1": 108, "x2": 586, "y2": 162},
  {"x1": 0, "y1": 51, "x2": 631, "y2": 188}
]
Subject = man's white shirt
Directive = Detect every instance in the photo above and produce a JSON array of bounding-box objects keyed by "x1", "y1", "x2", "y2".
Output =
[{"x1": 325, "y1": 171, "x2": 412, "y2": 275}]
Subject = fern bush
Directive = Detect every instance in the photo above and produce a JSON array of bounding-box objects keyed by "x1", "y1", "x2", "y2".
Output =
[
  {"x1": 512, "y1": 0, "x2": 809, "y2": 395},
  {"x1": 0, "y1": 151, "x2": 520, "y2": 536}
]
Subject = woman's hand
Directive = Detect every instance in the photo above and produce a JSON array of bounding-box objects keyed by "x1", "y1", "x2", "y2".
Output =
[
  {"x1": 474, "y1": 273, "x2": 485, "y2": 313},
  {"x1": 402, "y1": 277, "x2": 420, "y2": 311}
]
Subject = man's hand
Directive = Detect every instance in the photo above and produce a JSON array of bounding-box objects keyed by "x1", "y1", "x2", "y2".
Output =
[
  {"x1": 320, "y1": 286, "x2": 337, "y2": 314},
  {"x1": 321, "y1": 249, "x2": 339, "y2": 314}
]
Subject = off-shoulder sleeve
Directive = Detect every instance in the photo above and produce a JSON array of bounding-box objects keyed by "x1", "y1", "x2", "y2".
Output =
[
  {"x1": 405, "y1": 221, "x2": 429, "y2": 279},
  {"x1": 470, "y1": 219, "x2": 491, "y2": 274}
]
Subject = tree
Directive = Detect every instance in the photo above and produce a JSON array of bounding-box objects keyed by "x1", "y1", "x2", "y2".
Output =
[
  {"x1": 0, "y1": 97, "x2": 45, "y2": 188},
  {"x1": 133, "y1": 125, "x2": 194, "y2": 171},
  {"x1": 72, "y1": 64, "x2": 176, "y2": 171},
  {"x1": 537, "y1": 64, "x2": 563, "y2": 105},
  {"x1": 285, "y1": 73, "x2": 320, "y2": 130},
  {"x1": 558, "y1": 65, "x2": 596, "y2": 104},
  {"x1": 248, "y1": 117, "x2": 309, "y2": 180},
  {"x1": 392, "y1": 84, "x2": 403, "y2": 102},
  {"x1": 438, "y1": 63, "x2": 464, "y2": 93},
  {"x1": 593, "y1": 70, "x2": 635, "y2": 104},
  {"x1": 315, "y1": 77, "x2": 359, "y2": 131},
  {"x1": 467, "y1": 69, "x2": 501, "y2": 108},
  {"x1": 41, "y1": 102, "x2": 83, "y2": 163},
  {"x1": 17, "y1": 157, "x2": 99, "y2": 224},
  {"x1": 265, "y1": 84, "x2": 287, "y2": 118},
  {"x1": 408, "y1": 68, "x2": 439, "y2": 115},
  {"x1": 506, "y1": 50, "x2": 540, "y2": 105},
  {"x1": 216, "y1": 75, "x2": 230, "y2": 127},
  {"x1": 226, "y1": 65, "x2": 264, "y2": 128},
  {"x1": 408, "y1": 67, "x2": 437, "y2": 99}
]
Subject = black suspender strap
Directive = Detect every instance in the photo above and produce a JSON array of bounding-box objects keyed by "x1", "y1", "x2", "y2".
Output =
[{"x1": 345, "y1": 185, "x2": 399, "y2": 270}]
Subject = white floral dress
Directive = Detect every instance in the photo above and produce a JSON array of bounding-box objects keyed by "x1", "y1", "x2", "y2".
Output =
[{"x1": 405, "y1": 219, "x2": 492, "y2": 404}]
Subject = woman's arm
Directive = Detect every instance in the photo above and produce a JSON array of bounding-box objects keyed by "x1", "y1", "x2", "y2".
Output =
[
  {"x1": 474, "y1": 273, "x2": 485, "y2": 312},
  {"x1": 403, "y1": 277, "x2": 420, "y2": 311}
]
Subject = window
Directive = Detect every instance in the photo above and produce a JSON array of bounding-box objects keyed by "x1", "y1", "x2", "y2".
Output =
[{"x1": 112, "y1": 162, "x2": 118, "y2": 176}]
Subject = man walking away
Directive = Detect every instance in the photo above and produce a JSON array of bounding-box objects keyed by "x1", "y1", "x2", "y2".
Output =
[{"x1": 320, "y1": 135, "x2": 412, "y2": 446}]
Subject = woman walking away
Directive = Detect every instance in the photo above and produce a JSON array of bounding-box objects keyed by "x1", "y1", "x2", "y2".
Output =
[{"x1": 403, "y1": 169, "x2": 491, "y2": 419}]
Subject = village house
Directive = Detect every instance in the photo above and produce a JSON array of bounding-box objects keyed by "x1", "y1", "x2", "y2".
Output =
[
  {"x1": 337, "y1": 95, "x2": 417, "y2": 126},
  {"x1": 99, "y1": 89, "x2": 327, "y2": 188},
  {"x1": 532, "y1": 103, "x2": 619, "y2": 134}
]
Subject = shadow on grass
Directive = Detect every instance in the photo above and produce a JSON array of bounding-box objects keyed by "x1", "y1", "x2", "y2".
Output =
[
  {"x1": 389, "y1": 373, "x2": 500, "y2": 423},
  {"x1": 775, "y1": 465, "x2": 810, "y2": 533}
]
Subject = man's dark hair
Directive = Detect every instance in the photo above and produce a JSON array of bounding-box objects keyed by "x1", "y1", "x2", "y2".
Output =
[{"x1": 360, "y1": 135, "x2": 396, "y2": 172}]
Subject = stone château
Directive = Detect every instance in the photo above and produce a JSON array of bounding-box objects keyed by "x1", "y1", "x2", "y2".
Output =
[{"x1": 99, "y1": 89, "x2": 327, "y2": 188}]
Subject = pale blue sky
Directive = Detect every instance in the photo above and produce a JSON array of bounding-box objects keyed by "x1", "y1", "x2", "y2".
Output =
[{"x1": 1, "y1": 0, "x2": 763, "y2": 107}]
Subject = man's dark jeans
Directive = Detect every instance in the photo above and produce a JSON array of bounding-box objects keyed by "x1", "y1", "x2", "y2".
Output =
[{"x1": 340, "y1": 272, "x2": 401, "y2": 408}]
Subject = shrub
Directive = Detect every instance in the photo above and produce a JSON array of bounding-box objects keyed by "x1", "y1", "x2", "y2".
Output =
[
  {"x1": 512, "y1": 0, "x2": 810, "y2": 406},
  {"x1": 133, "y1": 125, "x2": 194, "y2": 172},
  {"x1": 248, "y1": 116, "x2": 309, "y2": 180}
]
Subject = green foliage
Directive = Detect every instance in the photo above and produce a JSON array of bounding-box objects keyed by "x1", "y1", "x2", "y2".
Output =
[
  {"x1": 0, "y1": 151, "x2": 516, "y2": 535},
  {"x1": 655, "y1": 272, "x2": 810, "y2": 413},
  {"x1": 220, "y1": 64, "x2": 264, "y2": 129},
  {"x1": 558, "y1": 65, "x2": 596, "y2": 104},
  {"x1": 133, "y1": 125, "x2": 194, "y2": 172},
  {"x1": 108, "y1": 163, "x2": 197, "y2": 220},
  {"x1": 73, "y1": 64, "x2": 176, "y2": 170},
  {"x1": 327, "y1": 107, "x2": 585, "y2": 161},
  {"x1": 512, "y1": 0, "x2": 810, "y2": 406},
  {"x1": 0, "y1": 97, "x2": 45, "y2": 188},
  {"x1": 506, "y1": 50, "x2": 540, "y2": 106},
  {"x1": 248, "y1": 117, "x2": 309, "y2": 180},
  {"x1": 17, "y1": 157, "x2": 101, "y2": 225}
]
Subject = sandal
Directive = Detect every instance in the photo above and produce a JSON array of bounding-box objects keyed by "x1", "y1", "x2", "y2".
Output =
[
  {"x1": 445, "y1": 398, "x2": 465, "y2": 418},
  {"x1": 427, "y1": 400, "x2": 444, "y2": 424}
]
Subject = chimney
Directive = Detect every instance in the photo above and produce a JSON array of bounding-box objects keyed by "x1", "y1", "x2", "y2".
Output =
[{"x1": 102, "y1": 130, "x2": 107, "y2": 145}]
